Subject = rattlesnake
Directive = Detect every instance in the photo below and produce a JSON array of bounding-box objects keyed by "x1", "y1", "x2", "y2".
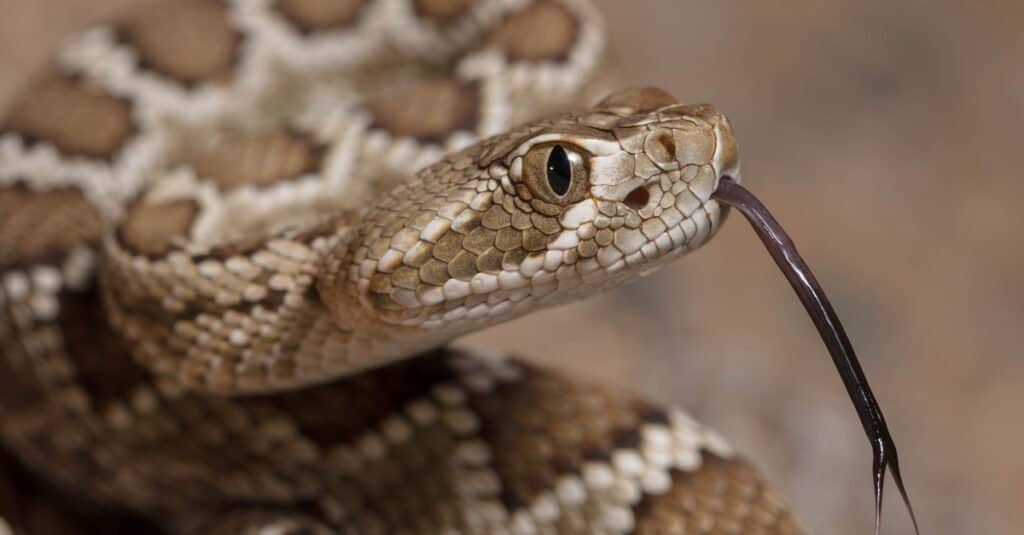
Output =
[{"x1": 0, "y1": 0, "x2": 807, "y2": 532}]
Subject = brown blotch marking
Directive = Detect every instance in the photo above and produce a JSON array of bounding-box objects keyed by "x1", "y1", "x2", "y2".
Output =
[
  {"x1": 0, "y1": 185, "x2": 103, "y2": 271},
  {"x1": 118, "y1": 199, "x2": 199, "y2": 257},
  {"x1": 118, "y1": 0, "x2": 240, "y2": 86},
  {"x1": 191, "y1": 130, "x2": 326, "y2": 191},
  {"x1": 487, "y1": 0, "x2": 578, "y2": 62},
  {"x1": 466, "y1": 364, "x2": 653, "y2": 509},
  {"x1": 414, "y1": 0, "x2": 474, "y2": 23},
  {"x1": 632, "y1": 454, "x2": 803, "y2": 534},
  {"x1": 366, "y1": 79, "x2": 481, "y2": 143},
  {"x1": 266, "y1": 350, "x2": 454, "y2": 448},
  {"x1": 2, "y1": 75, "x2": 133, "y2": 160},
  {"x1": 276, "y1": 0, "x2": 366, "y2": 33}
]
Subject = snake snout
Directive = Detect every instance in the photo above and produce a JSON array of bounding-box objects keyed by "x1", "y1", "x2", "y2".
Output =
[{"x1": 659, "y1": 103, "x2": 740, "y2": 184}]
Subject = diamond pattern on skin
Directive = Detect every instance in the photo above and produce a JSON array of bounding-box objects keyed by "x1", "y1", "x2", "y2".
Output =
[{"x1": 0, "y1": 1, "x2": 801, "y2": 532}]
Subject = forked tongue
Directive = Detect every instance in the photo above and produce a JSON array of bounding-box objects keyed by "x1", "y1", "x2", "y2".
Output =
[{"x1": 712, "y1": 177, "x2": 919, "y2": 535}]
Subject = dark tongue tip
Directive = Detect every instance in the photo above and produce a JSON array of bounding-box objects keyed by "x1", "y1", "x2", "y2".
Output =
[{"x1": 712, "y1": 176, "x2": 920, "y2": 535}]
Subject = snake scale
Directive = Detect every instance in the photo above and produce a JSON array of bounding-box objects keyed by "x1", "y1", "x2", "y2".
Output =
[{"x1": 0, "y1": 0, "x2": 805, "y2": 533}]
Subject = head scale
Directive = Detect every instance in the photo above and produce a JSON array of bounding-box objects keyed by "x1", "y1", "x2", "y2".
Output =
[{"x1": 320, "y1": 87, "x2": 739, "y2": 356}]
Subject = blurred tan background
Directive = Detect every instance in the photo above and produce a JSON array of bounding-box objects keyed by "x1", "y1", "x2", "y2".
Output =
[{"x1": 1, "y1": 1, "x2": 1021, "y2": 533}]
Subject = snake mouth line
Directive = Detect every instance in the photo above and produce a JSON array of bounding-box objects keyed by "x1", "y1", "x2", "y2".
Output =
[{"x1": 712, "y1": 176, "x2": 920, "y2": 535}]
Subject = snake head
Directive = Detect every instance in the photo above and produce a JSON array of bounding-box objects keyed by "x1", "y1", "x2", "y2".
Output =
[{"x1": 322, "y1": 87, "x2": 739, "y2": 349}]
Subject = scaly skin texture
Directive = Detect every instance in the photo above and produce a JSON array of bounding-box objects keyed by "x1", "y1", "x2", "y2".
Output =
[
  {"x1": 319, "y1": 92, "x2": 739, "y2": 371},
  {"x1": 0, "y1": 0, "x2": 800, "y2": 533},
  {"x1": 102, "y1": 88, "x2": 739, "y2": 395}
]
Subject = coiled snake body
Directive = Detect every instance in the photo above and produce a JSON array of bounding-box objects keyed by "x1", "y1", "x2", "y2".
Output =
[{"x1": 0, "y1": 1, "x2": 802, "y2": 532}]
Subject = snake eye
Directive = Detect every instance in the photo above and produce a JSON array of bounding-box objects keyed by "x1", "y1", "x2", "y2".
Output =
[
  {"x1": 546, "y1": 145, "x2": 572, "y2": 196},
  {"x1": 522, "y1": 143, "x2": 588, "y2": 204}
]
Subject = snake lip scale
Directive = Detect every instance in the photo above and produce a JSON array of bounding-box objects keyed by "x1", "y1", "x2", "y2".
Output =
[{"x1": 0, "y1": 0, "x2": 915, "y2": 533}]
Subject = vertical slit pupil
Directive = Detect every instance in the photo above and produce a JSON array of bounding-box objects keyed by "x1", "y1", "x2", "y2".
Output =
[{"x1": 546, "y1": 145, "x2": 572, "y2": 196}]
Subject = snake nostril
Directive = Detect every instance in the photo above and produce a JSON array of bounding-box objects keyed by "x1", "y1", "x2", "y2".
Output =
[
  {"x1": 654, "y1": 132, "x2": 676, "y2": 161},
  {"x1": 624, "y1": 186, "x2": 650, "y2": 211}
]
